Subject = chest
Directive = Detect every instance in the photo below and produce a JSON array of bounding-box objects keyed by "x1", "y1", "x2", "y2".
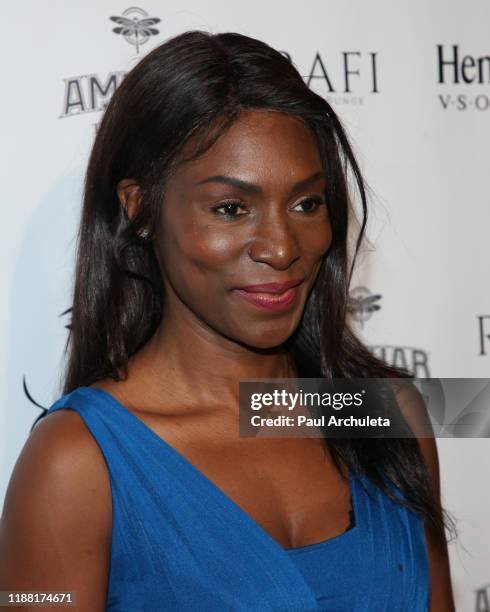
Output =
[
  {"x1": 133, "y1": 407, "x2": 353, "y2": 549},
  {"x1": 105, "y1": 432, "x2": 429, "y2": 612}
]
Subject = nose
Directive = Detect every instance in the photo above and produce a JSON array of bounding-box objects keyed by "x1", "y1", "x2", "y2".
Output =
[{"x1": 247, "y1": 212, "x2": 301, "y2": 271}]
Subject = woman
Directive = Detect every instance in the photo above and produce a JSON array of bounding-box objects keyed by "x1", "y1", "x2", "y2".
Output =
[{"x1": 0, "y1": 30, "x2": 455, "y2": 610}]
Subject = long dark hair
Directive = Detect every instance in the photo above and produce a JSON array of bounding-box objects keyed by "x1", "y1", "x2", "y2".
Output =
[{"x1": 55, "y1": 30, "x2": 455, "y2": 547}]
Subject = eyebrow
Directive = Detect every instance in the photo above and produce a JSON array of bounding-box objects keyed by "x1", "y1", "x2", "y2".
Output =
[{"x1": 197, "y1": 170, "x2": 325, "y2": 194}]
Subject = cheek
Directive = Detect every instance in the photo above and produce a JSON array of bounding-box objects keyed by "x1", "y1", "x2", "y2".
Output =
[
  {"x1": 299, "y1": 219, "x2": 332, "y2": 286},
  {"x1": 159, "y1": 219, "x2": 241, "y2": 286},
  {"x1": 180, "y1": 226, "x2": 240, "y2": 269},
  {"x1": 302, "y1": 219, "x2": 333, "y2": 261}
]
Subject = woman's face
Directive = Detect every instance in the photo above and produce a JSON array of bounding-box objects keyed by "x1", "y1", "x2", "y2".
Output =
[{"x1": 155, "y1": 109, "x2": 332, "y2": 349}]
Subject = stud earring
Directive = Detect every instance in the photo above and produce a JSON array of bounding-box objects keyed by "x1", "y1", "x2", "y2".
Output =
[{"x1": 137, "y1": 227, "x2": 150, "y2": 239}]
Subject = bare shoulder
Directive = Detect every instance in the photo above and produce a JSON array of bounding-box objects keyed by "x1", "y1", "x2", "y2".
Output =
[
  {"x1": 32, "y1": 407, "x2": 109, "y2": 468},
  {"x1": 15, "y1": 408, "x2": 111, "y2": 508},
  {"x1": 0, "y1": 409, "x2": 111, "y2": 610}
]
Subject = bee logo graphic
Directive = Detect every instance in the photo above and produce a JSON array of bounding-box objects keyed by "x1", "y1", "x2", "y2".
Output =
[
  {"x1": 347, "y1": 286, "x2": 382, "y2": 328},
  {"x1": 110, "y1": 7, "x2": 161, "y2": 54}
]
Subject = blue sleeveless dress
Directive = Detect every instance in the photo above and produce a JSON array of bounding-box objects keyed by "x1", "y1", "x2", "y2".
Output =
[{"x1": 45, "y1": 387, "x2": 429, "y2": 611}]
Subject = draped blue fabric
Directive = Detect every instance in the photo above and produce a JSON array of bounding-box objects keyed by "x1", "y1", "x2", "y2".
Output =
[{"x1": 46, "y1": 387, "x2": 429, "y2": 611}]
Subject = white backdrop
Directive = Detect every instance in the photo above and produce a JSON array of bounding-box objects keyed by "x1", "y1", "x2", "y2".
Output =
[{"x1": 1, "y1": 1, "x2": 489, "y2": 609}]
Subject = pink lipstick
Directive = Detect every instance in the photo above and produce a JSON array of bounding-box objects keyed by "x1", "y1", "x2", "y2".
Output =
[{"x1": 233, "y1": 278, "x2": 304, "y2": 312}]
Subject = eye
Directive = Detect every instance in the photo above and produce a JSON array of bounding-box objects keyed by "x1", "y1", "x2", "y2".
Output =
[
  {"x1": 291, "y1": 196, "x2": 325, "y2": 214},
  {"x1": 211, "y1": 200, "x2": 248, "y2": 219}
]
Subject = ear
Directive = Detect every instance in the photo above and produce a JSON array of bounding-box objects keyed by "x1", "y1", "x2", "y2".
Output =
[{"x1": 117, "y1": 178, "x2": 142, "y2": 220}]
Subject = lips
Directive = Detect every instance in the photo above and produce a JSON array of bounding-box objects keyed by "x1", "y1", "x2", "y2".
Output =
[
  {"x1": 232, "y1": 278, "x2": 305, "y2": 313},
  {"x1": 236, "y1": 278, "x2": 304, "y2": 294}
]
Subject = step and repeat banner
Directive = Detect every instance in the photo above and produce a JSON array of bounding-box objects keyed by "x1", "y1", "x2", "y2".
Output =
[{"x1": 1, "y1": 1, "x2": 489, "y2": 609}]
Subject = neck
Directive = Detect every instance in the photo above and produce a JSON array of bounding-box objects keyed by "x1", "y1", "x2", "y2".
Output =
[{"x1": 125, "y1": 305, "x2": 297, "y2": 412}]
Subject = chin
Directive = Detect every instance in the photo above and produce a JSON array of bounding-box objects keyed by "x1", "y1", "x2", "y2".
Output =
[{"x1": 239, "y1": 327, "x2": 298, "y2": 352}]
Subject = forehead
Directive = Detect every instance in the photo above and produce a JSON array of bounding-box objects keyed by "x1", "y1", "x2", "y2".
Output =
[{"x1": 172, "y1": 109, "x2": 323, "y2": 187}]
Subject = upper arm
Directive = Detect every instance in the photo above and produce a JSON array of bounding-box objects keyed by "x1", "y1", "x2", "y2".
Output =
[
  {"x1": 0, "y1": 409, "x2": 112, "y2": 611},
  {"x1": 393, "y1": 382, "x2": 455, "y2": 612}
]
